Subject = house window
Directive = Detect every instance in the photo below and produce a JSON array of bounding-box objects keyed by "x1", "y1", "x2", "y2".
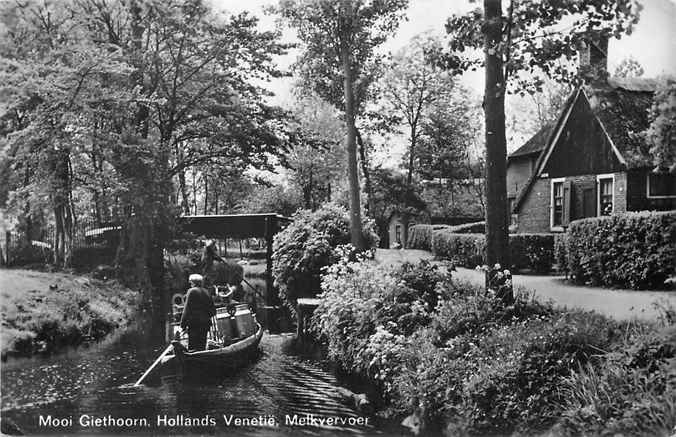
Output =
[
  {"x1": 395, "y1": 224, "x2": 402, "y2": 243},
  {"x1": 647, "y1": 173, "x2": 676, "y2": 198},
  {"x1": 552, "y1": 181, "x2": 564, "y2": 226},
  {"x1": 597, "y1": 175, "x2": 614, "y2": 216}
]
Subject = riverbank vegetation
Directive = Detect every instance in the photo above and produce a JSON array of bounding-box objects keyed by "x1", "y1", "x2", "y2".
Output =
[
  {"x1": 311, "y1": 250, "x2": 676, "y2": 436},
  {"x1": 272, "y1": 204, "x2": 379, "y2": 313},
  {"x1": 0, "y1": 269, "x2": 139, "y2": 359}
]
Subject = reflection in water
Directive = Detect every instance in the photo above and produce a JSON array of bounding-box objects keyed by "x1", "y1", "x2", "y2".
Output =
[{"x1": 1, "y1": 329, "x2": 407, "y2": 436}]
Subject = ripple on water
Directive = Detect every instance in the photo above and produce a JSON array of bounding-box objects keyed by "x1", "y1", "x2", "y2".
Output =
[{"x1": 1, "y1": 332, "x2": 406, "y2": 436}]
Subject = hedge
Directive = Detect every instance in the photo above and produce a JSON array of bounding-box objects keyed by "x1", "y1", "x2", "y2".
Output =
[
  {"x1": 509, "y1": 233, "x2": 555, "y2": 273},
  {"x1": 554, "y1": 234, "x2": 569, "y2": 274},
  {"x1": 407, "y1": 224, "x2": 435, "y2": 250},
  {"x1": 407, "y1": 222, "x2": 485, "y2": 251},
  {"x1": 566, "y1": 211, "x2": 675, "y2": 289},
  {"x1": 432, "y1": 231, "x2": 555, "y2": 272}
]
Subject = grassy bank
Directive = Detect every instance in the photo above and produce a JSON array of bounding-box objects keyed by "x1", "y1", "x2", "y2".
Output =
[
  {"x1": 310, "y1": 254, "x2": 676, "y2": 436},
  {"x1": 0, "y1": 269, "x2": 140, "y2": 358}
]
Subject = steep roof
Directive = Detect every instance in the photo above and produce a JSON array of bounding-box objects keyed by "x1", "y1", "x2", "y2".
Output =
[
  {"x1": 592, "y1": 83, "x2": 655, "y2": 167},
  {"x1": 508, "y1": 124, "x2": 553, "y2": 159},
  {"x1": 511, "y1": 78, "x2": 660, "y2": 214}
]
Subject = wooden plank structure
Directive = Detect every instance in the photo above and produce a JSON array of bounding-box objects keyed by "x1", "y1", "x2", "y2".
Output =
[{"x1": 178, "y1": 213, "x2": 291, "y2": 307}]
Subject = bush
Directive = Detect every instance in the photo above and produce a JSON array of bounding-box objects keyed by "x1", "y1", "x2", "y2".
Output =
[
  {"x1": 310, "y1": 246, "x2": 669, "y2": 436},
  {"x1": 566, "y1": 211, "x2": 675, "y2": 289},
  {"x1": 557, "y1": 326, "x2": 676, "y2": 437},
  {"x1": 431, "y1": 231, "x2": 556, "y2": 273},
  {"x1": 272, "y1": 204, "x2": 378, "y2": 310},
  {"x1": 509, "y1": 233, "x2": 555, "y2": 273},
  {"x1": 431, "y1": 232, "x2": 485, "y2": 267},
  {"x1": 71, "y1": 245, "x2": 116, "y2": 270},
  {"x1": 448, "y1": 221, "x2": 485, "y2": 234},
  {"x1": 312, "y1": 253, "x2": 452, "y2": 378},
  {"x1": 554, "y1": 233, "x2": 569, "y2": 274},
  {"x1": 407, "y1": 225, "x2": 434, "y2": 250}
]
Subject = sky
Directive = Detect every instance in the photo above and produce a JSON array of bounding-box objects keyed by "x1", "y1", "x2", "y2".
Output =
[{"x1": 208, "y1": 0, "x2": 676, "y2": 162}]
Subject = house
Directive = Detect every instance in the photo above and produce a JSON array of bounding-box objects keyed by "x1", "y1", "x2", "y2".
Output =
[
  {"x1": 387, "y1": 210, "x2": 430, "y2": 248},
  {"x1": 507, "y1": 40, "x2": 676, "y2": 233}
]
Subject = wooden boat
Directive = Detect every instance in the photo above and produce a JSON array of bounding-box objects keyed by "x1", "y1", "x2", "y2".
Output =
[{"x1": 135, "y1": 298, "x2": 263, "y2": 386}]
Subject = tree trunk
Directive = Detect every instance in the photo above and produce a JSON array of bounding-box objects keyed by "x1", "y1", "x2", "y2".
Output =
[
  {"x1": 51, "y1": 149, "x2": 74, "y2": 268},
  {"x1": 114, "y1": 0, "x2": 170, "y2": 331},
  {"x1": 356, "y1": 128, "x2": 373, "y2": 216},
  {"x1": 483, "y1": 0, "x2": 510, "y2": 270},
  {"x1": 407, "y1": 125, "x2": 417, "y2": 186},
  {"x1": 341, "y1": 0, "x2": 365, "y2": 250}
]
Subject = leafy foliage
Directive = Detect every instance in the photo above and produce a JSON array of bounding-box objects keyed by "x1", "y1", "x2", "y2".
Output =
[
  {"x1": 566, "y1": 211, "x2": 675, "y2": 289},
  {"x1": 558, "y1": 326, "x2": 676, "y2": 437},
  {"x1": 431, "y1": 230, "x2": 555, "y2": 273},
  {"x1": 369, "y1": 167, "x2": 427, "y2": 246},
  {"x1": 271, "y1": 204, "x2": 378, "y2": 311},
  {"x1": 438, "y1": 0, "x2": 641, "y2": 92},
  {"x1": 644, "y1": 77, "x2": 676, "y2": 168},
  {"x1": 274, "y1": 0, "x2": 409, "y2": 250}
]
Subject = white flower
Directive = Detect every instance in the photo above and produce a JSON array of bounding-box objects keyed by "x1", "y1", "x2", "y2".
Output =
[
  {"x1": 503, "y1": 269, "x2": 511, "y2": 276},
  {"x1": 494, "y1": 263, "x2": 502, "y2": 270}
]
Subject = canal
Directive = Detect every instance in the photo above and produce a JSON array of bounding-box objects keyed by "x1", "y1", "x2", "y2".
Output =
[{"x1": 1, "y1": 328, "x2": 408, "y2": 436}]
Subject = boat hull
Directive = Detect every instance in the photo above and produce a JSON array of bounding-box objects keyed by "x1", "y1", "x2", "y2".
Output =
[{"x1": 142, "y1": 323, "x2": 264, "y2": 385}]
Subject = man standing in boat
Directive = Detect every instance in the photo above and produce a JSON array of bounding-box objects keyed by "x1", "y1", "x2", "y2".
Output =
[{"x1": 181, "y1": 274, "x2": 217, "y2": 351}]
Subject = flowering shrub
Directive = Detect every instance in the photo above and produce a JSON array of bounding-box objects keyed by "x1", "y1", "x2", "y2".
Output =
[
  {"x1": 271, "y1": 204, "x2": 378, "y2": 311},
  {"x1": 311, "y1": 251, "x2": 451, "y2": 381},
  {"x1": 310, "y1": 247, "x2": 670, "y2": 436}
]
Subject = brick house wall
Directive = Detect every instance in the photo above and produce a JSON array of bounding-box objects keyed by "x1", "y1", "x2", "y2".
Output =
[
  {"x1": 507, "y1": 157, "x2": 536, "y2": 199},
  {"x1": 516, "y1": 178, "x2": 551, "y2": 233},
  {"x1": 627, "y1": 168, "x2": 676, "y2": 211},
  {"x1": 515, "y1": 171, "x2": 628, "y2": 233}
]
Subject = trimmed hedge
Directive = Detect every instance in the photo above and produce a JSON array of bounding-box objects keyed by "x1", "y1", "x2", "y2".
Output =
[
  {"x1": 407, "y1": 222, "x2": 485, "y2": 251},
  {"x1": 554, "y1": 233, "x2": 569, "y2": 274},
  {"x1": 432, "y1": 231, "x2": 555, "y2": 272},
  {"x1": 432, "y1": 232, "x2": 486, "y2": 267},
  {"x1": 510, "y1": 233, "x2": 555, "y2": 273},
  {"x1": 407, "y1": 224, "x2": 435, "y2": 250},
  {"x1": 566, "y1": 211, "x2": 675, "y2": 289}
]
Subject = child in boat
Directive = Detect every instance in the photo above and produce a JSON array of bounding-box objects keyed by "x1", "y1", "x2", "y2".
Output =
[{"x1": 181, "y1": 274, "x2": 217, "y2": 351}]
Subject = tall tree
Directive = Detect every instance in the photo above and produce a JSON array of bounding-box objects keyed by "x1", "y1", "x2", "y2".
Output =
[
  {"x1": 438, "y1": 0, "x2": 640, "y2": 271},
  {"x1": 377, "y1": 35, "x2": 455, "y2": 185},
  {"x1": 285, "y1": 94, "x2": 345, "y2": 209},
  {"x1": 274, "y1": 0, "x2": 408, "y2": 250},
  {"x1": 1, "y1": 0, "x2": 293, "y2": 320}
]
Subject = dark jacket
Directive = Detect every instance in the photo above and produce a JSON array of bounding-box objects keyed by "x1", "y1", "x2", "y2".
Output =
[{"x1": 180, "y1": 286, "x2": 216, "y2": 328}]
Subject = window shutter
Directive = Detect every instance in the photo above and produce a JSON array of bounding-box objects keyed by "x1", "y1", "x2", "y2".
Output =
[{"x1": 562, "y1": 181, "x2": 572, "y2": 226}]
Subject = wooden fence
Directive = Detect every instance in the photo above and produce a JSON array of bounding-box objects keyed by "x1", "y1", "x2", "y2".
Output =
[{"x1": 0, "y1": 220, "x2": 121, "y2": 267}]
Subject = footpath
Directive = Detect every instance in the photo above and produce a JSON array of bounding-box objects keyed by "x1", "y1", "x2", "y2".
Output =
[{"x1": 376, "y1": 249, "x2": 676, "y2": 321}]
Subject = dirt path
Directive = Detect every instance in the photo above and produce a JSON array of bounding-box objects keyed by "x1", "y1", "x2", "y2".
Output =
[{"x1": 375, "y1": 249, "x2": 676, "y2": 321}]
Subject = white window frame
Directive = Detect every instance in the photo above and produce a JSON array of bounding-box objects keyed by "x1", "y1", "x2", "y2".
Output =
[
  {"x1": 646, "y1": 173, "x2": 676, "y2": 199},
  {"x1": 550, "y1": 177, "x2": 566, "y2": 232},
  {"x1": 596, "y1": 173, "x2": 615, "y2": 216}
]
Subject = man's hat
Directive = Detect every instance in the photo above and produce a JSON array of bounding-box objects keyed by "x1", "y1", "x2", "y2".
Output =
[{"x1": 189, "y1": 274, "x2": 203, "y2": 283}]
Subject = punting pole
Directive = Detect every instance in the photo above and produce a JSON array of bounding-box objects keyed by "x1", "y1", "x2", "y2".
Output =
[{"x1": 134, "y1": 344, "x2": 173, "y2": 386}]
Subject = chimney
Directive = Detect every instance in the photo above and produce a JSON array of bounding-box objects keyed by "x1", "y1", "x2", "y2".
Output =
[{"x1": 577, "y1": 34, "x2": 609, "y2": 85}]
